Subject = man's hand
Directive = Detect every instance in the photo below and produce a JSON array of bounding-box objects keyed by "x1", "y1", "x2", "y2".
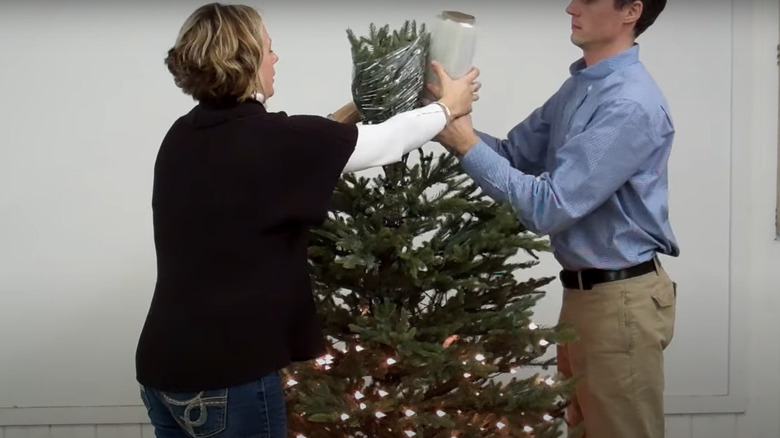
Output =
[{"x1": 435, "y1": 114, "x2": 480, "y2": 157}]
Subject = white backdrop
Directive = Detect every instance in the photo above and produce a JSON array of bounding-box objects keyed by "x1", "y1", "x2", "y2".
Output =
[{"x1": 0, "y1": 0, "x2": 741, "y2": 424}]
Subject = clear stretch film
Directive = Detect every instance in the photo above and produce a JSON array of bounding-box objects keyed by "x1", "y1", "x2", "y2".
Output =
[{"x1": 425, "y1": 10, "x2": 477, "y2": 99}]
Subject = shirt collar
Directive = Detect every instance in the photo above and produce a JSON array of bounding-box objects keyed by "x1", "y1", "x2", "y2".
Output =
[
  {"x1": 569, "y1": 44, "x2": 640, "y2": 80},
  {"x1": 192, "y1": 97, "x2": 267, "y2": 128}
]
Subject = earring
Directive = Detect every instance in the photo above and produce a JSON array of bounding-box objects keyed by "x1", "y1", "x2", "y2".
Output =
[{"x1": 252, "y1": 91, "x2": 266, "y2": 103}]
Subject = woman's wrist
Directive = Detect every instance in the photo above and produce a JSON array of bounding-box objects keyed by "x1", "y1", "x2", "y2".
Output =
[{"x1": 432, "y1": 100, "x2": 452, "y2": 123}]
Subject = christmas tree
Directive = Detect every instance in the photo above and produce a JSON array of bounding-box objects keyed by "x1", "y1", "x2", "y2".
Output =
[{"x1": 283, "y1": 20, "x2": 576, "y2": 438}]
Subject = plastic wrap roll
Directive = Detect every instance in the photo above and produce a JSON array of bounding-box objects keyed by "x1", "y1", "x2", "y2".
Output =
[{"x1": 424, "y1": 11, "x2": 477, "y2": 101}]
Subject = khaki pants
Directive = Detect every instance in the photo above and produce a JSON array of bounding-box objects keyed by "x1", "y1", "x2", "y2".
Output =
[{"x1": 557, "y1": 263, "x2": 676, "y2": 438}]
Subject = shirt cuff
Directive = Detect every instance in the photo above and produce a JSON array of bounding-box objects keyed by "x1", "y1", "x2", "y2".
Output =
[{"x1": 459, "y1": 140, "x2": 504, "y2": 185}]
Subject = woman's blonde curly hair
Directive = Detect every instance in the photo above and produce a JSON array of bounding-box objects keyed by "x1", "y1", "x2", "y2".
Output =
[{"x1": 165, "y1": 3, "x2": 266, "y2": 102}]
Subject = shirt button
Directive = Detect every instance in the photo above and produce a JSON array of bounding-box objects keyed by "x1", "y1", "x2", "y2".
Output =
[{"x1": 587, "y1": 85, "x2": 593, "y2": 92}]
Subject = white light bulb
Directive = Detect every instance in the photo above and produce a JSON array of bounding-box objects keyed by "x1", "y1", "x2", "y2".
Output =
[
  {"x1": 545, "y1": 377, "x2": 555, "y2": 386},
  {"x1": 360, "y1": 403, "x2": 367, "y2": 410},
  {"x1": 405, "y1": 409, "x2": 415, "y2": 416},
  {"x1": 463, "y1": 372, "x2": 471, "y2": 378},
  {"x1": 378, "y1": 390, "x2": 389, "y2": 397},
  {"x1": 355, "y1": 391, "x2": 364, "y2": 399},
  {"x1": 496, "y1": 422, "x2": 506, "y2": 429},
  {"x1": 539, "y1": 339, "x2": 550, "y2": 347},
  {"x1": 510, "y1": 368, "x2": 518, "y2": 374},
  {"x1": 287, "y1": 379, "x2": 298, "y2": 387},
  {"x1": 404, "y1": 431, "x2": 416, "y2": 437},
  {"x1": 544, "y1": 414, "x2": 554, "y2": 421},
  {"x1": 524, "y1": 426, "x2": 534, "y2": 433},
  {"x1": 375, "y1": 412, "x2": 386, "y2": 418},
  {"x1": 529, "y1": 322, "x2": 538, "y2": 330},
  {"x1": 475, "y1": 354, "x2": 485, "y2": 361},
  {"x1": 436, "y1": 410, "x2": 446, "y2": 417},
  {"x1": 387, "y1": 358, "x2": 397, "y2": 365},
  {"x1": 355, "y1": 345, "x2": 365, "y2": 352},
  {"x1": 340, "y1": 413, "x2": 350, "y2": 421}
]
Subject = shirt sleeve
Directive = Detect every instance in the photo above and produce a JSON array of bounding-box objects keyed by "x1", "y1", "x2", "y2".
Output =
[
  {"x1": 281, "y1": 115, "x2": 358, "y2": 225},
  {"x1": 343, "y1": 103, "x2": 446, "y2": 173},
  {"x1": 474, "y1": 96, "x2": 555, "y2": 176},
  {"x1": 459, "y1": 99, "x2": 670, "y2": 236}
]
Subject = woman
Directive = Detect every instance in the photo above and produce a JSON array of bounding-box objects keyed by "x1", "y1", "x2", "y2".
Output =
[{"x1": 135, "y1": 3, "x2": 480, "y2": 437}]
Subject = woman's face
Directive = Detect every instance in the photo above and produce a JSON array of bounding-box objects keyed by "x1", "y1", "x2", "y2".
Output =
[{"x1": 258, "y1": 23, "x2": 278, "y2": 100}]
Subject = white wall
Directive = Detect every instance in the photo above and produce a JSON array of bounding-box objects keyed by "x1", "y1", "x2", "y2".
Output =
[{"x1": 0, "y1": 0, "x2": 778, "y2": 436}]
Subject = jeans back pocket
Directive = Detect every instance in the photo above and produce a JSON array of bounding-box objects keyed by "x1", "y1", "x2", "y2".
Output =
[{"x1": 160, "y1": 389, "x2": 228, "y2": 438}]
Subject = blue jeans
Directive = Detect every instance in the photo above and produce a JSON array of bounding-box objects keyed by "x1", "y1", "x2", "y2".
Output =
[{"x1": 140, "y1": 371, "x2": 286, "y2": 438}]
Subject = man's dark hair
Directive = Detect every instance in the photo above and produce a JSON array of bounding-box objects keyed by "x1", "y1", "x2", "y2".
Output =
[{"x1": 615, "y1": 0, "x2": 666, "y2": 37}]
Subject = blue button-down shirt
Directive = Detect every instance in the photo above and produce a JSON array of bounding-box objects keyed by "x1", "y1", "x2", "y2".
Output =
[{"x1": 459, "y1": 45, "x2": 679, "y2": 271}]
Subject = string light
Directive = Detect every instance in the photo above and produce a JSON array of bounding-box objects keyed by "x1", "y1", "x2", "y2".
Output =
[
  {"x1": 528, "y1": 322, "x2": 538, "y2": 330},
  {"x1": 315, "y1": 354, "x2": 335, "y2": 367},
  {"x1": 443, "y1": 334, "x2": 459, "y2": 347},
  {"x1": 295, "y1": 335, "x2": 560, "y2": 437}
]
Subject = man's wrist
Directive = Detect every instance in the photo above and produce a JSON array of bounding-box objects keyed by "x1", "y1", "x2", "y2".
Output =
[{"x1": 452, "y1": 134, "x2": 480, "y2": 157}]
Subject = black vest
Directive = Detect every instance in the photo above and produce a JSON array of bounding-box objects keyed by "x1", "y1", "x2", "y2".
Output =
[{"x1": 135, "y1": 99, "x2": 357, "y2": 392}]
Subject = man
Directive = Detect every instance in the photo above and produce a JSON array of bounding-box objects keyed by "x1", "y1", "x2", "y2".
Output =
[{"x1": 431, "y1": 0, "x2": 677, "y2": 437}]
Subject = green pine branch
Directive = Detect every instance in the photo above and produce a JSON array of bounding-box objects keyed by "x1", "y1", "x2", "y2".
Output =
[{"x1": 284, "y1": 18, "x2": 576, "y2": 438}]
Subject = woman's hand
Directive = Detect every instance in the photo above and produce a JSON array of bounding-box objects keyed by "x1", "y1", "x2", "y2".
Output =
[
  {"x1": 329, "y1": 101, "x2": 363, "y2": 124},
  {"x1": 427, "y1": 61, "x2": 481, "y2": 119}
]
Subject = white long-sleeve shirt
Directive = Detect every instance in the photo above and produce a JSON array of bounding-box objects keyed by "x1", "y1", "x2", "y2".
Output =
[{"x1": 341, "y1": 103, "x2": 447, "y2": 173}]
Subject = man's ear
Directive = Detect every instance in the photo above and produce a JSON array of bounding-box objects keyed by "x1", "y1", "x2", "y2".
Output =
[{"x1": 624, "y1": 0, "x2": 643, "y2": 26}]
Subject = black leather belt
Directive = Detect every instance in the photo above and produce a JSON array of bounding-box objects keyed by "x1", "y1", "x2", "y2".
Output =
[{"x1": 560, "y1": 259, "x2": 657, "y2": 290}]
